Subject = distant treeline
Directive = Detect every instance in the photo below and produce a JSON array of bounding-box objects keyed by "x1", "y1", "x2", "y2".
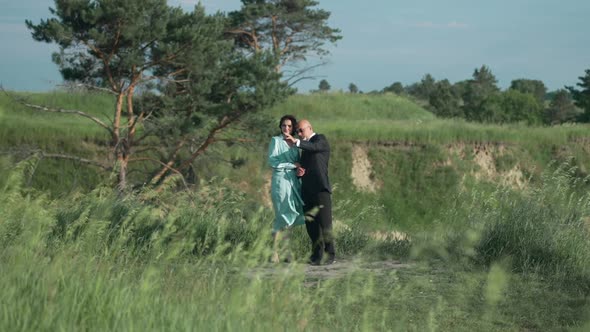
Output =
[{"x1": 328, "y1": 66, "x2": 590, "y2": 125}]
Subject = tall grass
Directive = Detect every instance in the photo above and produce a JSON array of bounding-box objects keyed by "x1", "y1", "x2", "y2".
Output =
[
  {"x1": 3, "y1": 91, "x2": 590, "y2": 329},
  {"x1": 4, "y1": 91, "x2": 590, "y2": 149},
  {"x1": 2, "y1": 159, "x2": 590, "y2": 330},
  {"x1": 426, "y1": 161, "x2": 590, "y2": 292},
  {"x1": 322, "y1": 118, "x2": 590, "y2": 146},
  {"x1": 265, "y1": 92, "x2": 590, "y2": 146},
  {"x1": 3, "y1": 90, "x2": 590, "y2": 199},
  {"x1": 266, "y1": 93, "x2": 435, "y2": 122}
]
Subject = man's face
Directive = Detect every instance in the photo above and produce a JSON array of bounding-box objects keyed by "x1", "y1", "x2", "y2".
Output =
[{"x1": 296, "y1": 123, "x2": 312, "y2": 139}]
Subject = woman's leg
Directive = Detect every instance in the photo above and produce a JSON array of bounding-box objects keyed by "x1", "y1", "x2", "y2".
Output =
[
  {"x1": 271, "y1": 228, "x2": 294, "y2": 263},
  {"x1": 271, "y1": 230, "x2": 281, "y2": 263},
  {"x1": 281, "y1": 228, "x2": 293, "y2": 263}
]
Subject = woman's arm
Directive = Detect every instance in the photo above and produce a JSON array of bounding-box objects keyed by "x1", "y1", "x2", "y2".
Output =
[{"x1": 268, "y1": 137, "x2": 297, "y2": 169}]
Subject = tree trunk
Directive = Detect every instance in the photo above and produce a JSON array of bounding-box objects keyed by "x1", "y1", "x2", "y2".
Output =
[
  {"x1": 118, "y1": 153, "x2": 128, "y2": 192},
  {"x1": 149, "y1": 140, "x2": 186, "y2": 185},
  {"x1": 114, "y1": 92, "x2": 125, "y2": 190}
]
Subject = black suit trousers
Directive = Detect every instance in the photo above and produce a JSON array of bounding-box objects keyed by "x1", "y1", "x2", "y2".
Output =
[{"x1": 304, "y1": 191, "x2": 334, "y2": 261}]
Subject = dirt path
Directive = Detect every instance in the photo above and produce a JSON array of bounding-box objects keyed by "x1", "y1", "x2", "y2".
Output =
[{"x1": 243, "y1": 259, "x2": 409, "y2": 285}]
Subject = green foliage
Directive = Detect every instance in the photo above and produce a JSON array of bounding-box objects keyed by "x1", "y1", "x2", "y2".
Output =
[
  {"x1": 462, "y1": 73, "x2": 543, "y2": 125},
  {"x1": 382, "y1": 81, "x2": 405, "y2": 94},
  {"x1": 443, "y1": 162, "x2": 590, "y2": 290},
  {"x1": 26, "y1": 0, "x2": 171, "y2": 85},
  {"x1": 452, "y1": 79, "x2": 469, "y2": 99},
  {"x1": 0, "y1": 157, "x2": 400, "y2": 261},
  {"x1": 369, "y1": 145, "x2": 463, "y2": 231},
  {"x1": 407, "y1": 73, "x2": 436, "y2": 100},
  {"x1": 227, "y1": 0, "x2": 342, "y2": 75},
  {"x1": 0, "y1": 91, "x2": 111, "y2": 149},
  {"x1": 3, "y1": 128, "x2": 590, "y2": 330},
  {"x1": 496, "y1": 90, "x2": 544, "y2": 124},
  {"x1": 509, "y1": 78, "x2": 547, "y2": 104},
  {"x1": 348, "y1": 82, "x2": 359, "y2": 94},
  {"x1": 566, "y1": 68, "x2": 590, "y2": 122},
  {"x1": 5, "y1": 90, "x2": 590, "y2": 200},
  {"x1": 266, "y1": 93, "x2": 434, "y2": 123},
  {"x1": 24, "y1": 1, "x2": 293, "y2": 189},
  {"x1": 545, "y1": 89, "x2": 580, "y2": 124},
  {"x1": 318, "y1": 78, "x2": 331, "y2": 92},
  {"x1": 2, "y1": 162, "x2": 590, "y2": 330},
  {"x1": 428, "y1": 79, "x2": 463, "y2": 118},
  {"x1": 463, "y1": 65, "x2": 500, "y2": 121}
]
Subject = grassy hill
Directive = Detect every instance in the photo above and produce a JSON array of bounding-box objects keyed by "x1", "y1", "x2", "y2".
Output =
[
  {"x1": 264, "y1": 93, "x2": 590, "y2": 232},
  {"x1": 2, "y1": 90, "x2": 590, "y2": 229},
  {"x1": 0, "y1": 91, "x2": 111, "y2": 148},
  {"x1": 0, "y1": 91, "x2": 114, "y2": 192},
  {"x1": 2, "y1": 90, "x2": 590, "y2": 330}
]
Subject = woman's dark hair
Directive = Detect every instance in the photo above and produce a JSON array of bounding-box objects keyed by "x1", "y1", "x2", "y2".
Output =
[{"x1": 279, "y1": 114, "x2": 297, "y2": 135}]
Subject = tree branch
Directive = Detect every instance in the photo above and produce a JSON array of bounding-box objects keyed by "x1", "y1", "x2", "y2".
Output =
[
  {"x1": 282, "y1": 61, "x2": 328, "y2": 87},
  {"x1": 40, "y1": 152, "x2": 112, "y2": 170},
  {"x1": 129, "y1": 157, "x2": 189, "y2": 190},
  {"x1": 226, "y1": 27, "x2": 260, "y2": 51},
  {"x1": 1, "y1": 147, "x2": 112, "y2": 170},
  {"x1": 132, "y1": 146, "x2": 159, "y2": 154},
  {"x1": 177, "y1": 110, "x2": 245, "y2": 171},
  {"x1": 1, "y1": 87, "x2": 114, "y2": 136},
  {"x1": 57, "y1": 82, "x2": 118, "y2": 95},
  {"x1": 80, "y1": 40, "x2": 119, "y2": 91}
]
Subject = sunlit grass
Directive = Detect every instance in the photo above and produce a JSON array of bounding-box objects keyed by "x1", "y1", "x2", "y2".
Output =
[
  {"x1": 2, "y1": 92, "x2": 590, "y2": 329},
  {"x1": 1, "y1": 161, "x2": 590, "y2": 330},
  {"x1": 0, "y1": 91, "x2": 111, "y2": 151},
  {"x1": 265, "y1": 93, "x2": 590, "y2": 145},
  {"x1": 267, "y1": 92, "x2": 434, "y2": 121},
  {"x1": 4, "y1": 90, "x2": 590, "y2": 149}
]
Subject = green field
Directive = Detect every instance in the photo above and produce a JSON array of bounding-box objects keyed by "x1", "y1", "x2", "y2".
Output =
[{"x1": 2, "y1": 90, "x2": 590, "y2": 330}]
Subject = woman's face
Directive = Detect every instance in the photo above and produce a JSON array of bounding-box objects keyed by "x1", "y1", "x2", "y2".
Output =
[{"x1": 280, "y1": 119, "x2": 293, "y2": 136}]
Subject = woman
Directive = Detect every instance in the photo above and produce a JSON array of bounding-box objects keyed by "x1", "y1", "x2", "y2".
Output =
[{"x1": 268, "y1": 114, "x2": 305, "y2": 263}]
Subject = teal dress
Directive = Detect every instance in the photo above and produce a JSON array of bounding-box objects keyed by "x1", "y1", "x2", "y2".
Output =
[{"x1": 268, "y1": 135, "x2": 305, "y2": 232}]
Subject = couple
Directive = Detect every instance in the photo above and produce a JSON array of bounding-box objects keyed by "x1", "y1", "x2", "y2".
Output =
[{"x1": 267, "y1": 115, "x2": 335, "y2": 266}]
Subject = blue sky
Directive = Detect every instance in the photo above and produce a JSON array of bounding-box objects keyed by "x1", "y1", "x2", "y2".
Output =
[{"x1": 1, "y1": 0, "x2": 588, "y2": 93}]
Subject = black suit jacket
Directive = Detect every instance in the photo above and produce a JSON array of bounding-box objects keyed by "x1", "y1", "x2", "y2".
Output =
[{"x1": 299, "y1": 134, "x2": 331, "y2": 197}]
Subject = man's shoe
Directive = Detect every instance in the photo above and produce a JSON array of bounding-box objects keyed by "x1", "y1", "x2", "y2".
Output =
[
  {"x1": 308, "y1": 259, "x2": 321, "y2": 266},
  {"x1": 324, "y1": 255, "x2": 336, "y2": 265}
]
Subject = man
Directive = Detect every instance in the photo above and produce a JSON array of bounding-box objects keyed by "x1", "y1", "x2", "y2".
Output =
[{"x1": 285, "y1": 119, "x2": 335, "y2": 265}]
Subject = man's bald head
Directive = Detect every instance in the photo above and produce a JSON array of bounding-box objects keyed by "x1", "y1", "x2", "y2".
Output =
[
  {"x1": 296, "y1": 119, "x2": 313, "y2": 139},
  {"x1": 299, "y1": 119, "x2": 311, "y2": 128}
]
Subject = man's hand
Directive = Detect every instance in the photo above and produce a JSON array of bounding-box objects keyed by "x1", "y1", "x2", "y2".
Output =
[
  {"x1": 284, "y1": 134, "x2": 297, "y2": 145},
  {"x1": 296, "y1": 166, "x2": 305, "y2": 177}
]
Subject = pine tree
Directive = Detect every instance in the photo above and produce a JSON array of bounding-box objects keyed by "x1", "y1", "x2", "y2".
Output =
[{"x1": 566, "y1": 69, "x2": 590, "y2": 122}]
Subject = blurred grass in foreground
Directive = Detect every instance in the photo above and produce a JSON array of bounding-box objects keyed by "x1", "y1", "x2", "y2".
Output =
[{"x1": 1, "y1": 159, "x2": 590, "y2": 331}]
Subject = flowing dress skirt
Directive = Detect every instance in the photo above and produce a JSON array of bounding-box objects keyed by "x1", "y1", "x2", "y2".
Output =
[{"x1": 271, "y1": 169, "x2": 305, "y2": 232}]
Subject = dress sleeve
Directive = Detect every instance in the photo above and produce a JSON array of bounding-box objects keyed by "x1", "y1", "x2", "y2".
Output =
[{"x1": 268, "y1": 137, "x2": 297, "y2": 170}]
